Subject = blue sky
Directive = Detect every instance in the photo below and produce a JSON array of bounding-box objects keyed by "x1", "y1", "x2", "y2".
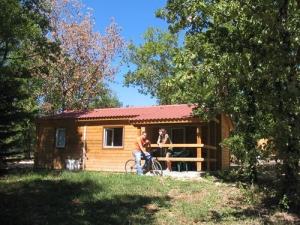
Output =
[{"x1": 82, "y1": 0, "x2": 168, "y2": 107}]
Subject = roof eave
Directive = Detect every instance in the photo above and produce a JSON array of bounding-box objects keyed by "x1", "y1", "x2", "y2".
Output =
[{"x1": 130, "y1": 117, "x2": 204, "y2": 125}]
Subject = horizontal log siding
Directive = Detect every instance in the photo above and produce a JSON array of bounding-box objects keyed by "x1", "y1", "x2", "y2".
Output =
[
  {"x1": 35, "y1": 113, "x2": 232, "y2": 172},
  {"x1": 35, "y1": 121, "x2": 81, "y2": 169},
  {"x1": 84, "y1": 124, "x2": 138, "y2": 172},
  {"x1": 221, "y1": 114, "x2": 230, "y2": 170},
  {"x1": 35, "y1": 120, "x2": 139, "y2": 171}
]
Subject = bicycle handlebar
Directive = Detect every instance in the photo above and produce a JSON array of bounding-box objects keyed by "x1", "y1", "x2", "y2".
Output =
[{"x1": 141, "y1": 149, "x2": 158, "y2": 159}]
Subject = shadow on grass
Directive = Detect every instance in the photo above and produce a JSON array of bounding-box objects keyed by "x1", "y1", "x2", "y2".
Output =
[
  {"x1": 214, "y1": 166, "x2": 300, "y2": 216},
  {"x1": 210, "y1": 207, "x2": 264, "y2": 224},
  {"x1": 0, "y1": 169, "x2": 170, "y2": 225}
]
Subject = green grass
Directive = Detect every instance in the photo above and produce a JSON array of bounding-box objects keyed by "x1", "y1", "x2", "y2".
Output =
[{"x1": 0, "y1": 168, "x2": 299, "y2": 225}]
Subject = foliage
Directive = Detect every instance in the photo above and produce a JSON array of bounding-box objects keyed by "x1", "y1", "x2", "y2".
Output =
[
  {"x1": 155, "y1": 0, "x2": 300, "y2": 206},
  {"x1": 34, "y1": 0, "x2": 126, "y2": 114},
  {"x1": 221, "y1": 135, "x2": 246, "y2": 164},
  {"x1": 124, "y1": 27, "x2": 183, "y2": 105},
  {"x1": 0, "y1": 0, "x2": 54, "y2": 163},
  {"x1": 88, "y1": 83, "x2": 122, "y2": 108}
]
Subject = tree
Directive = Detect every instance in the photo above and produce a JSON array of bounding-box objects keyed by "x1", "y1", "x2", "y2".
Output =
[
  {"x1": 156, "y1": 0, "x2": 300, "y2": 206},
  {"x1": 88, "y1": 83, "x2": 122, "y2": 109},
  {"x1": 35, "y1": 0, "x2": 126, "y2": 114},
  {"x1": 0, "y1": 0, "x2": 55, "y2": 163},
  {"x1": 124, "y1": 27, "x2": 182, "y2": 105}
]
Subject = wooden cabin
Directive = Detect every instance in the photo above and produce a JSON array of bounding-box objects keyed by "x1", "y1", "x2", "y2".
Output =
[{"x1": 34, "y1": 104, "x2": 233, "y2": 172}]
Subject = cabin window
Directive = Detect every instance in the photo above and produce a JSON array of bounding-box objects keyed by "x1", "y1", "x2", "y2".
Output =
[
  {"x1": 55, "y1": 128, "x2": 66, "y2": 148},
  {"x1": 104, "y1": 127, "x2": 123, "y2": 147}
]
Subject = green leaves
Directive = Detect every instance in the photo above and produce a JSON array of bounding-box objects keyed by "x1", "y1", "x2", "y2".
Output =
[
  {"x1": 156, "y1": 0, "x2": 300, "y2": 204},
  {"x1": 124, "y1": 27, "x2": 182, "y2": 104},
  {"x1": 0, "y1": 0, "x2": 52, "y2": 159}
]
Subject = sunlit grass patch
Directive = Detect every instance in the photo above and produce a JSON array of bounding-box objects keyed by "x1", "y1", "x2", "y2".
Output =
[{"x1": 0, "y1": 168, "x2": 299, "y2": 224}]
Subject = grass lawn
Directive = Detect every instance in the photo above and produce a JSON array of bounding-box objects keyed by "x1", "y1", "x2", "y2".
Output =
[{"x1": 0, "y1": 166, "x2": 299, "y2": 225}]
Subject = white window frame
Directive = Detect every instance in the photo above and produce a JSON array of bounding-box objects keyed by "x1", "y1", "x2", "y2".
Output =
[
  {"x1": 55, "y1": 128, "x2": 66, "y2": 148},
  {"x1": 103, "y1": 127, "x2": 123, "y2": 148}
]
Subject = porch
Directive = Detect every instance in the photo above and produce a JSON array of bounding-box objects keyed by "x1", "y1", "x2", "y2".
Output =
[{"x1": 149, "y1": 143, "x2": 218, "y2": 172}]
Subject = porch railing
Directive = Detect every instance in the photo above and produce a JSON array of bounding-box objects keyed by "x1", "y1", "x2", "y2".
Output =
[{"x1": 149, "y1": 143, "x2": 217, "y2": 171}]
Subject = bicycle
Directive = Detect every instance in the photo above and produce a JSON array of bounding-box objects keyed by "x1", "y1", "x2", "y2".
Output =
[{"x1": 125, "y1": 149, "x2": 163, "y2": 176}]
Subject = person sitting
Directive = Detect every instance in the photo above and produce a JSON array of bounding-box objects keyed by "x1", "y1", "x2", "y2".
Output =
[
  {"x1": 157, "y1": 128, "x2": 172, "y2": 172},
  {"x1": 132, "y1": 132, "x2": 151, "y2": 175}
]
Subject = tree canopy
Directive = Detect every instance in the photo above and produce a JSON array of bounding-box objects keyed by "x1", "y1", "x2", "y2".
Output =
[
  {"x1": 35, "y1": 0, "x2": 126, "y2": 113},
  {"x1": 123, "y1": 0, "x2": 299, "y2": 207},
  {"x1": 156, "y1": 0, "x2": 300, "y2": 206},
  {"x1": 0, "y1": 0, "x2": 124, "y2": 164},
  {"x1": 124, "y1": 27, "x2": 182, "y2": 105},
  {"x1": 0, "y1": 0, "x2": 54, "y2": 157}
]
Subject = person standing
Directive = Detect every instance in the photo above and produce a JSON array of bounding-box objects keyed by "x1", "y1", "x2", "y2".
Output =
[
  {"x1": 132, "y1": 132, "x2": 151, "y2": 175},
  {"x1": 157, "y1": 128, "x2": 172, "y2": 172}
]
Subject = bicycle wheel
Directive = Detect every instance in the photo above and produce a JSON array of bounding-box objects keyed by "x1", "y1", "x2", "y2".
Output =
[
  {"x1": 125, "y1": 159, "x2": 137, "y2": 174},
  {"x1": 151, "y1": 159, "x2": 163, "y2": 176}
]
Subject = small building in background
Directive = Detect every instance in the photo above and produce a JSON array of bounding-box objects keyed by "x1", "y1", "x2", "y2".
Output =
[{"x1": 34, "y1": 104, "x2": 233, "y2": 172}]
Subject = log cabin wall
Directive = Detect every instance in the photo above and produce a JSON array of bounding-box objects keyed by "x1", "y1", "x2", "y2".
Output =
[
  {"x1": 34, "y1": 109, "x2": 233, "y2": 172},
  {"x1": 35, "y1": 119, "x2": 81, "y2": 169},
  {"x1": 34, "y1": 119, "x2": 137, "y2": 171},
  {"x1": 216, "y1": 115, "x2": 222, "y2": 170},
  {"x1": 220, "y1": 114, "x2": 231, "y2": 170},
  {"x1": 83, "y1": 122, "x2": 138, "y2": 172},
  {"x1": 209, "y1": 120, "x2": 217, "y2": 170}
]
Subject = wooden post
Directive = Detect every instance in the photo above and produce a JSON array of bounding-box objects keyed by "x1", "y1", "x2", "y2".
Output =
[
  {"x1": 197, "y1": 126, "x2": 202, "y2": 171},
  {"x1": 136, "y1": 127, "x2": 141, "y2": 136}
]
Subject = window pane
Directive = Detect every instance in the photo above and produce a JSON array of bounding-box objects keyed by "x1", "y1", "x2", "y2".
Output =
[
  {"x1": 56, "y1": 128, "x2": 66, "y2": 147},
  {"x1": 113, "y1": 128, "x2": 123, "y2": 146},
  {"x1": 106, "y1": 129, "x2": 113, "y2": 146},
  {"x1": 104, "y1": 127, "x2": 123, "y2": 147}
]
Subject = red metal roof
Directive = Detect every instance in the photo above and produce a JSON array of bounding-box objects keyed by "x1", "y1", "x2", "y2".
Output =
[{"x1": 39, "y1": 104, "x2": 199, "y2": 121}]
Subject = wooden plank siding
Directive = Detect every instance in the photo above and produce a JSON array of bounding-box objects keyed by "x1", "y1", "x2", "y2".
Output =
[
  {"x1": 35, "y1": 121, "x2": 81, "y2": 169},
  {"x1": 83, "y1": 123, "x2": 138, "y2": 172},
  {"x1": 34, "y1": 110, "x2": 233, "y2": 172},
  {"x1": 220, "y1": 114, "x2": 231, "y2": 170},
  {"x1": 34, "y1": 120, "x2": 139, "y2": 171}
]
